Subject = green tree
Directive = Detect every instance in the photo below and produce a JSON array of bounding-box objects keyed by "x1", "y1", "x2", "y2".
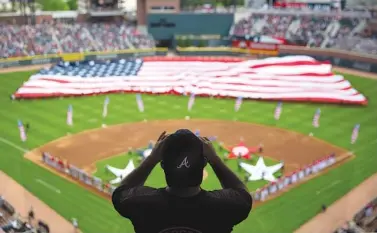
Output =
[
  {"x1": 37, "y1": 0, "x2": 69, "y2": 11},
  {"x1": 67, "y1": 0, "x2": 78, "y2": 10},
  {"x1": 11, "y1": 0, "x2": 16, "y2": 11}
]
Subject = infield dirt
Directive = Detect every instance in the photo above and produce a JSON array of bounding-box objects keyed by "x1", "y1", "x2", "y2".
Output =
[{"x1": 28, "y1": 119, "x2": 348, "y2": 174}]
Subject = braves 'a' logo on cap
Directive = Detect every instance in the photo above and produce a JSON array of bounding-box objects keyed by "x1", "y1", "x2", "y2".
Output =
[{"x1": 177, "y1": 156, "x2": 190, "y2": 169}]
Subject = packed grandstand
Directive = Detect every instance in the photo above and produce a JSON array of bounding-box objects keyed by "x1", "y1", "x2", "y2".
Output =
[
  {"x1": 230, "y1": 13, "x2": 377, "y2": 54},
  {"x1": 0, "y1": 10, "x2": 376, "y2": 58},
  {"x1": 334, "y1": 197, "x2": 377, "y2": 233},
  {"x1": 0, "y1": 196, "x2": 50, "y2": 233}
]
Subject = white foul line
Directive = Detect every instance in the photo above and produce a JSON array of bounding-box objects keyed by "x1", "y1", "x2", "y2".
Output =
[
  {"x1": 35, "y1": 179, "x2": 61, "y2": 194},
  {"x1": 316, "y1": 180, "x2": 341, "y2": 195},
  {"x1": 0, "y1": 137, "x2": 29, "y2": 153}
]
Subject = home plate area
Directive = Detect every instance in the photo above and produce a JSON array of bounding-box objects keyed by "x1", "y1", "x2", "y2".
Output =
[{"x1": 33, "y1": 119, "x2": 351, "y2": 204}]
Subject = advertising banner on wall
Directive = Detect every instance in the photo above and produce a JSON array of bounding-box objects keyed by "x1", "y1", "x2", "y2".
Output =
[
  {"x1": 231, "y1": 40, "x2": 279, "y2": 55},
  {"x1": 0, "y1": 57, "x2": 60, "y2": 68}
]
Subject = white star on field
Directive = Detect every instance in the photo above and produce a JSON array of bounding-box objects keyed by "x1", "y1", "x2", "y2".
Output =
[
  {"x1": 105, "y1": 160, "x2": 135, "y2": 184},
  {"x1": 240, "y1": 157, "x2": 283, "y2": 182}
]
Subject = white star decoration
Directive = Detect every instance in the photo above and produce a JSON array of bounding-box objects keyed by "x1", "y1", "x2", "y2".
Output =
[
  {"x1": 240, "y1": 157, "x2": 283, "y2": 182},
  {"x1": 106, "y1": 160, "x2": 135, "y2": 184}
]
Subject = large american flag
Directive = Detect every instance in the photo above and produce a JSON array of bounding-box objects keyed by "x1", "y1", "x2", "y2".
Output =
[{"x1": 13, "y1": 56, "x2": 367, "y2": 105}]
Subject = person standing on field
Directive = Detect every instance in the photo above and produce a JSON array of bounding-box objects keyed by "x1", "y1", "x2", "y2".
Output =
[{"x1": 112, "y1": 129, "x2": 252, "y2": 233}]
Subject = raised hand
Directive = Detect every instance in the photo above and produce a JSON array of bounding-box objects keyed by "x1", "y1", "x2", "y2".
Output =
[
  {"x1": 149, "y1": 131, "x2": 170, "y2": 162},
  {"x1": 199, "y1": 136, "x2": 218, "y2": 163}
]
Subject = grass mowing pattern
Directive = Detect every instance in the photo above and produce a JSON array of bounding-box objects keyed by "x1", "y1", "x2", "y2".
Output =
[{"x1": 0, "y1": 71, "x2": 376, "y2": 233}]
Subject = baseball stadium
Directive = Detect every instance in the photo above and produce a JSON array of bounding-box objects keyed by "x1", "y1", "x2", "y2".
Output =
[{"x1": 1, "y1": 0, "x2": 377, "y2": 232}]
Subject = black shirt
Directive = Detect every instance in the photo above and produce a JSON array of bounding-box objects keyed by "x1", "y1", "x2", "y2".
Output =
[{"x1": 112, "y1": 186, "x2": 252, "y2": 233}]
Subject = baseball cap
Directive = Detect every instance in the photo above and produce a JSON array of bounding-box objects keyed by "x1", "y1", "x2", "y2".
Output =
[{"x1": 161, "y1": 129, "x2": 206, "y2": 187}]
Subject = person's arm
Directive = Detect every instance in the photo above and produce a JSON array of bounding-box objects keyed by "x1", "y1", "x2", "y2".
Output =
[
  {"x1": 201, "y1": 137, "x2": 247, "y2": 191},
  {"x1": 209, "y1": 154, "x2": 248, "y2": 191},
  {"x1": 202, "y1": 138, "x2": 252, "y2": 225},
  {"x1": 112, "y1": 132, "x2": 169, "y2": 219},
  {"x1": 119, "y1": 155, "x2": 159, "y2": 187},
  {"x1": 119, "y1": 131, "x2": 168, "y2": 188}
]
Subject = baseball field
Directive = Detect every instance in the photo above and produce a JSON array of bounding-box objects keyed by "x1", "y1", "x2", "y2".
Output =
[{"x1": 1, "y1": 69, "x2": 377, "y2": 233}]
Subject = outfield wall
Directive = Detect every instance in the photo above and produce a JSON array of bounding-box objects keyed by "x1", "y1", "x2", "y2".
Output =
[
  {"x1": 0, "y1": 48, "x2": 168, "y2": 69},
  {"x1": 0, "y1": 46, "x2": 376, "y2": 74}
]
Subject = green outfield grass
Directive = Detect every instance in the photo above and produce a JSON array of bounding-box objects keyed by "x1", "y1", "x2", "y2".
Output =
[
  {"x1": 0, "y1": 71, "x2": 377, "y2": 233},
  {"x1": 93, "y1": 146, "x2": 281, "y2": 192}
]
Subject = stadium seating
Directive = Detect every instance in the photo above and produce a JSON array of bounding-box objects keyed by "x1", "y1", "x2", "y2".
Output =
[
  {"x1": 230, "y1": 13, "x2": 377, "y2": 55},
  {"x1": 334, "y1": 197, "x2": 377, "y2": 233},
  {"x1": 1, "y1": 16, "x2": 376, "y2": 57},
  {"x1": 0, "y1": 196, "x2": 49, "y2": 233},
  {"x1": 0, "y1": 23, "x2": 155, "y2": 58}
]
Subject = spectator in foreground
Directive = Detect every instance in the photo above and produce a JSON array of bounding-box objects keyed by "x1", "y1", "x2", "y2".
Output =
[{"x1": 112, "y1": 130, "x2": 252, "y2": 233}]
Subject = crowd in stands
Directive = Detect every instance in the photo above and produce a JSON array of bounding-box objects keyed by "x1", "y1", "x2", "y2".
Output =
[
  {"x1": 231, "y1": 13, "x2": 377, "y2": 55},
  {"x1": 334, "y1": 197, "x2": 377, "y2": 233},
  {"x1": 0, "y1": 22, "x2": 155, "y2": 58},
  {"x1": 1, "y1": 13, "x2": 376, "y2": 57},
  {"x1": 0, "y1": 195, "x2": 50, "y2": 233}
]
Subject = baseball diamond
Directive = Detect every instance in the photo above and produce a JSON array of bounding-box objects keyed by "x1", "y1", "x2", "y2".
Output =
[
  {"x1": 1, "y1": 64, "x2": 377, "y2": 233},
  {"x1": 1, "y1": 5, "x2": 377, "y2": 233},
  {"x1": 25, "y1": 119, "x2": 350, "y2": 197}
]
